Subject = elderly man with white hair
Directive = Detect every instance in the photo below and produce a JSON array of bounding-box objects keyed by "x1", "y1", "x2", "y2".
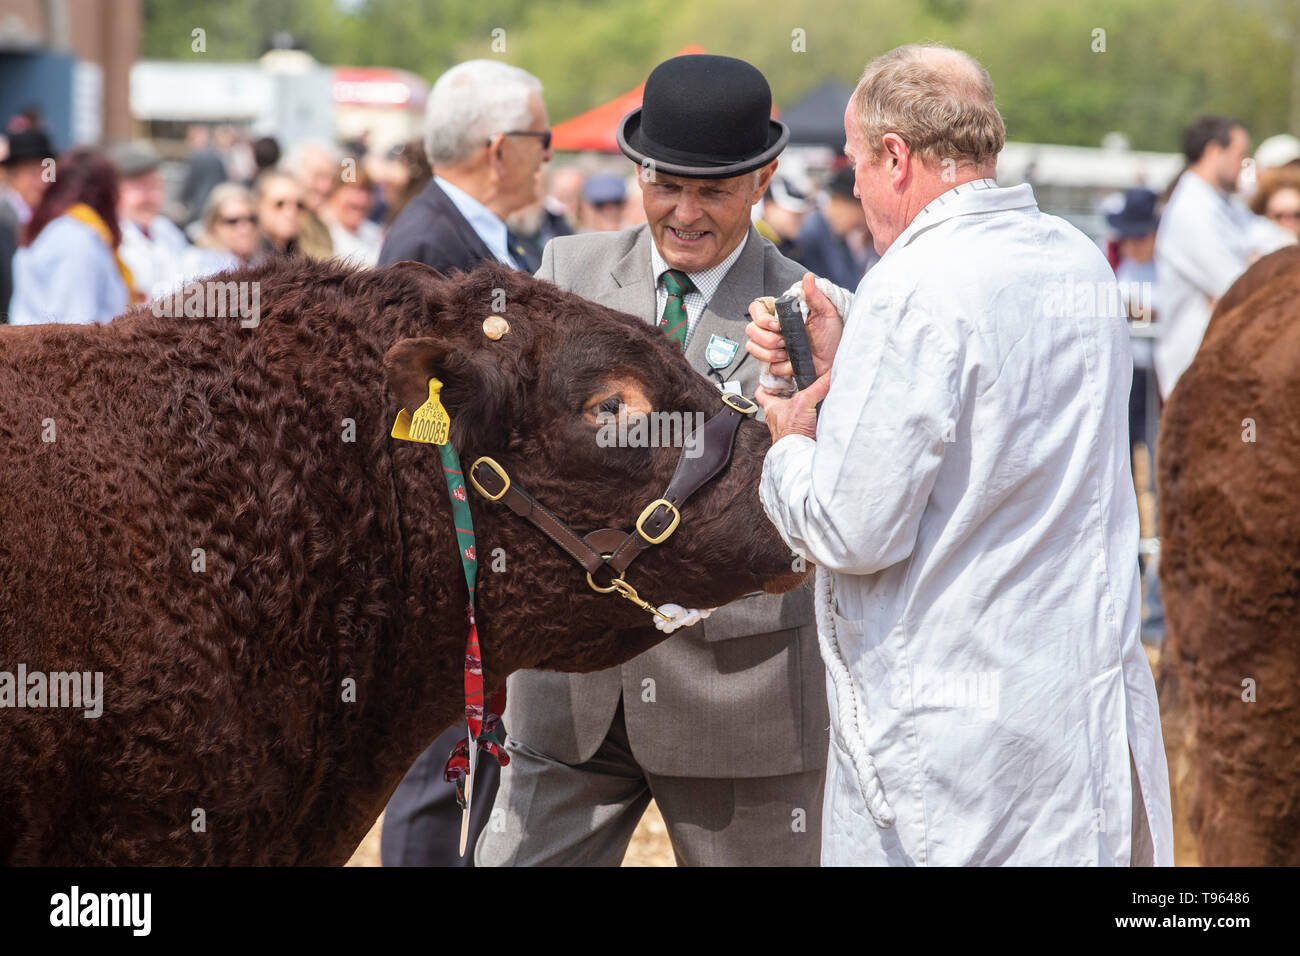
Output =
[
  {"x1": 283, "y1": 139, "x2": 341, "y2": 260},
  {"x1": 378, "y1": 59, "x2": 550, "y2": 869},
  {"x1": 747, "y1": 43, "x2": 1174, "y2": 866},
  {"x1": 378, "y1": 59, "x2": 551, "y2": 274}
]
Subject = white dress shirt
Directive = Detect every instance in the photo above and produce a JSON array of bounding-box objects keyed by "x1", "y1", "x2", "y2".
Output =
[
  {"x1": 1153, "y1": 171, "x2": 1293, "y2": 397},
  {"x1": 10, "y1": 215, "x2": 128, "y2": 325},
  {"x1": 434, "y1": 175, "x2": 521, "y2": 269},
  {"x1": 328, "y1": 218, "x2": 384, "y2": 267},
  {"x1": 2, "y1": 186, "x2": 31, "y2": 224},
  {"x1": 118, "y1": 214, "x2": 194, "y2": 300},
  {"x1": 650, "y1": 232, "x2": 748, "y2": 349},
  {"x1": 760, "y1": 180, "x2": 1174, "y2": 865}
]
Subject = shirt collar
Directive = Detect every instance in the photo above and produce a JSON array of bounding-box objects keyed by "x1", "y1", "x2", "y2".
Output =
[
  {"x1": 890, "y1": 178, "x2": 1036, "y2": 252},
  {"x1": 649, "y1": 230, "x2": 749, "y2": 302},
  {"x1": 1174, "y1": 169, "x2": 1232, "y2": 206},
  {"x1": 435, "y1": 174, "x2": 510, "y2": 252},
  {"x1": 4, "y1": 187, "x2": 31, "y2": 224}
]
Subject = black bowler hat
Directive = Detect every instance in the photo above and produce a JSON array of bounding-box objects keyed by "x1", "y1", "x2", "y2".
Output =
[
  {"x1": 1, "y1": 127, "x2": 55, "y2": 166},
  {"x1": 618, "y1": 54, "x2": 788, "y2": 179}
]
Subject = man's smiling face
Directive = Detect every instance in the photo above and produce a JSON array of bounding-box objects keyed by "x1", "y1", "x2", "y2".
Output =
[{"x1": 641, "y1": 162, "x2": 775, "y2": 271}]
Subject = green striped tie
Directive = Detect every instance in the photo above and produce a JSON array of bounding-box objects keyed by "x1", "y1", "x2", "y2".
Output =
[{"x1": 659, "y1": 268, "x2": 696, "y2": 350}]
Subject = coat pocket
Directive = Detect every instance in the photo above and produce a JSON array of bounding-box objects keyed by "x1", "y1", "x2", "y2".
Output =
[
  {"x1": 820, "y1": 599, "x2": 904, "y2": 831},
  {"x1": 701, "y1": 575, "x2": 815, "y2": 642}
]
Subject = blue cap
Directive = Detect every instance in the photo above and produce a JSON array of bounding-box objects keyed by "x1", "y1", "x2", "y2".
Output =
[
  {"x1": 581, "y1": 172, "x2": 627, "y2": 205},
  {"x1": 1106, "y1": 188, "x2": 1159, "y2": 238}
]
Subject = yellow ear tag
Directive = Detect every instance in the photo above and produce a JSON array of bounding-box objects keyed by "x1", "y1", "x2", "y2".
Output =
[{"x1": 391, "y1": 377, "x2": 451, "y2": 445}]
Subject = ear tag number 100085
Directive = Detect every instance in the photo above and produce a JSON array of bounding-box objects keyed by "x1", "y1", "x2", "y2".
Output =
[{"x1": 391, "y1": 377, "x2": 451, "y2": 445}]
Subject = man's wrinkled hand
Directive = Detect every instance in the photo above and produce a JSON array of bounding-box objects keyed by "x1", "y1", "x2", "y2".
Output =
[
  {"x1": 756, "y1": 371, "x2": 832, "y2": 444},
  {"x1": 745, "y1": 272, "x2": 845, "y2": 378}
]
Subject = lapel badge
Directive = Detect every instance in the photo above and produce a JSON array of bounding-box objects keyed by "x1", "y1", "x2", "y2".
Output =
[{"x1": 704, "y1": 333, "x2": 740, "y2": 369}]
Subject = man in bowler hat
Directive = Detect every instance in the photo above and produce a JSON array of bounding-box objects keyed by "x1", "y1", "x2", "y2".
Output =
[
  {"x1": 477, "y1": 54, "x2": 837, "y2": 866},
  {"x1": 1, "y1": 125, "x2": 55, "y2": 320}
]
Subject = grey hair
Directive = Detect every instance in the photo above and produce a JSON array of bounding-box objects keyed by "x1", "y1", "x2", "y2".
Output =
[
  {"x1": 423, "y1": 60, "x2": 543, "y2": 167},
  {"x1": 850, "y1": 44, "x2": 1005, "y2": 168},
  {"x1": 283, "y1": 139, "x2": 342, "y2": 170}
]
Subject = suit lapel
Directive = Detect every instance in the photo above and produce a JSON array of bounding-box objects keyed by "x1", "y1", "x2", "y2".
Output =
[
  {"x1": 608, "y1": 225, "x2": 658, "y2": 323},
  {"x1": 683, "y1": 225, "x2": 765, "y2": 377},
  {"x1": 425, "y1": 179, "x2": 497, "y2": 266}
]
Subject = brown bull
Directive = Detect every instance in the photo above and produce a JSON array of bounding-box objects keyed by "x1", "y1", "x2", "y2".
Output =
[{"x1": 0, "y1": 258, "x2": 803, "y2": 865}]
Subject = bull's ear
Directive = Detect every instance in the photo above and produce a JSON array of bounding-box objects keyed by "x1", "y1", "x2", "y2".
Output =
[{"x1": 383, "y1": 336, "x2": 520, "y2": 451}]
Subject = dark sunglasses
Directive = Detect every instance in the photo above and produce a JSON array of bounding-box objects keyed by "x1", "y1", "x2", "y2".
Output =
[
  {"x1": 219, "y1": 214, "x2": 257, "y2": 226},
  {"x1": 493, "y1": 129, "x2": 552, "y2": 150}
]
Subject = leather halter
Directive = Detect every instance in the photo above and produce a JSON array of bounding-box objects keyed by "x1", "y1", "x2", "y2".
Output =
[{"x1": 468, "y1": 391, "x2": 759, "y2": 607}]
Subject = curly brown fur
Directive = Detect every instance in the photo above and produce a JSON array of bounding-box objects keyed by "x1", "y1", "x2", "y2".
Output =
[
  {"x1": 1157, "y1": 246, "x2": 1300, "y2": 865},
  {"x1": 0, "y1": 258, "x2": 803, "y2": 865}
]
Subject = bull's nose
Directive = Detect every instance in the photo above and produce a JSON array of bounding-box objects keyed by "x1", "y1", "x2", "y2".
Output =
[{"x1": 761, "y1": 567, "x2": 811, "y2": 594}]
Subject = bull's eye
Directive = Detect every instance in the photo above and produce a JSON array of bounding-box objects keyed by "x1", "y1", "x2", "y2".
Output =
[{"x1": 598, "y1": 396, "x2": 623, "y2": 416}]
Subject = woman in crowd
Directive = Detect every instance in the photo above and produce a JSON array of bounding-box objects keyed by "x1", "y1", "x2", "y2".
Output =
[
  {"x1": 381, "y1": 139, "x2": 431, "y2": 227},
  {"x1": 1249, "y1": 166, "x2": 1300, "y2": 239},
  {"x1": 252, "y1": 170, "x2": 306, "y2": 260},
  {"x1": 321, "y1": 167, "x2": 382, "y2": 266},
  {"x1": 9, "y1": 147, "x2": 131, "y2": 325},
  {"x1": 191, "y1": 182, "x2": 260, "y2": 274}
]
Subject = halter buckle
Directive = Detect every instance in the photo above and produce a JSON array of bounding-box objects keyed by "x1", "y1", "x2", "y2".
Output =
[
  {"x1": 635, "y1": 498, "x2": 680, "y2": 544},
  {"x1": 720, "y1": 392, "x2": 759, "y2": 415},
  {"x1": 469, "y1": 456, "x2": 510, "y2": 501}
]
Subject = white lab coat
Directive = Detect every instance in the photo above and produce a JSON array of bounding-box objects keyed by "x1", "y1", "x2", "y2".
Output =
[
  {"x1": 1153, "y1": 172, "x2": 1293, "y2": 398},
  {"x1": 760, "y1": 180, "x2": 1174, "y2": 866}
]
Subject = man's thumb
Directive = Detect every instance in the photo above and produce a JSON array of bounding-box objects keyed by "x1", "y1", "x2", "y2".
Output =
[
  {"x1": 802, "y1": 272, "x2": 832, "y2": 314},
  {"x1": 803, "y1": 369, "x2": 833, "y2": 404}
]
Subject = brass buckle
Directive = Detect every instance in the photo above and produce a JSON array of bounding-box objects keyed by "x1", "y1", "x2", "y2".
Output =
[
  {"x1": 635, "y1": 498, "x2": 680, "y2": 544},
  {"x1": 720, "y1": 392, "x2": 758, "y2": 415},
  {"x1": 469, "y1": 456, "x2": 510, "y2": 501}
]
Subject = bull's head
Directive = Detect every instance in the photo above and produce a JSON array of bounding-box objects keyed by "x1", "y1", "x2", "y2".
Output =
[{"x1": 382, "y1": 262, "x2": 807, "y2": 670}]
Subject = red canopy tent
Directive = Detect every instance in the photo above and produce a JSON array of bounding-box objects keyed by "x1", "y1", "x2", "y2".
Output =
[{"x1": 550, "y1": 45, "x2": 708, "y2": 153}]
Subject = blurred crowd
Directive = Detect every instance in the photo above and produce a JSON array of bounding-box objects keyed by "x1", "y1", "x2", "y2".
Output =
[
  {"x1": 0, "y1": 113, "x2": 448, "y2": 324},
  {"x1": 0, "y1": 106, "x2": 885, "y2": 327},
  {"x1": 3, "y1": 102, "x2": 1295, "y2": 488},
  {"x1": 1090, "y1": 117, "x2": 1300, "y2": 641},
  {"x1": 1097, "y1": 119, "x2": 1299, "y2": 424}
]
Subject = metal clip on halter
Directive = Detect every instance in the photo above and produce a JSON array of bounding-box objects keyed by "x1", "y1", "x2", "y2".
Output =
[{"x1": 586, "y1": 552, "x2": 669, "y2": 620}]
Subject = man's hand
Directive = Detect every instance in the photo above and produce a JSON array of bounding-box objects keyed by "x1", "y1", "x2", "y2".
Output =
[
  {"x1": 756, "y1": 371, "x2": 832, "y2": 444},
  {"x1": 745, "y1": 273, "x2": 845, "y2": 378}
]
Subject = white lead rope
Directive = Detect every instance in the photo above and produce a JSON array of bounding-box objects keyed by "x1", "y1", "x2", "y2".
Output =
[
  {"x1": 652, "y1": 603, "x2": 714, "y2": 633},
  {"x1": 814, "y1": 565, "x2": 896, "y2": 828}
]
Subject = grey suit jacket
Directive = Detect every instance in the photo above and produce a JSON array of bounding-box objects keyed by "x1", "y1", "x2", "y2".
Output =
[{"x1": 504, "y1": 223, "x2": 827, "y2": 778}]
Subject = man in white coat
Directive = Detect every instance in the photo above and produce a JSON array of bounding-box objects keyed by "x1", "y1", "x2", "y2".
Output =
[
  {"x1": 747, "y1": 43, "x2": 1174, "y2": 866},
  {"x1": 1153, "y1": 115, "x2": 1293, "y2": 399}
]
